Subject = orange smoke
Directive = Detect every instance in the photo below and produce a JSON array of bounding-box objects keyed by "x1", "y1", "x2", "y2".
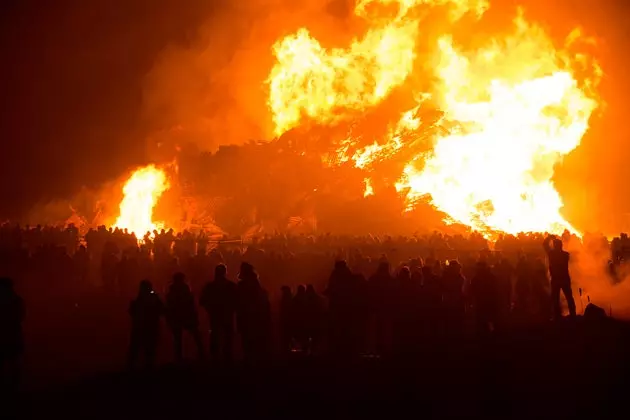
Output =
[
  {"x1": 267, "y1": 0, "x2": 601, "y2": 237},
  {"x1": 114, "y1": 165, "x2": 170, "y2": 238}
]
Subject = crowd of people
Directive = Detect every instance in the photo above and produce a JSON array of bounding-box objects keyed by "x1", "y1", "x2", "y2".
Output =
[{"x1": 0, "y1": 223, "x2": 623, "y2": 384}]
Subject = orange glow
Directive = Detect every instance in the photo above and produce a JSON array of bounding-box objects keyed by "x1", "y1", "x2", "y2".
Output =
[
  {"x1": 114, "y1": 165, "x2": 170, "y2": 238},
  {"x1": 267, "y1": 0, "x2": 601, "y2": 237}
]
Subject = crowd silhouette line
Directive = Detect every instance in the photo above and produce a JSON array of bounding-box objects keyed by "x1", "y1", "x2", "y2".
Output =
[{"x1": 0, "y1": 223, "x2": 623, "y2": 389}]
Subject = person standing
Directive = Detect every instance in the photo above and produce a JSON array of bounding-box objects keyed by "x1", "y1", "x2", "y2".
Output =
[{"x1": 543, "y1": 235, "x2": 576, "y2": 319}]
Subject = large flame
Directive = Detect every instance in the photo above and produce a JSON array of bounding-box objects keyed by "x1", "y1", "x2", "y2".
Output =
[
  {"x1": 114, "y1": 165, "x2": 170, "y2": 238},
  {"x1": 267, "y1": 0, "x2": 423, "y2": 136},
  {"x1": 397, "y1": 14, "x2": 600, "y2": 236},
  {"x1": 267, "y1": 0, "x2": 601, "y2": 237}
]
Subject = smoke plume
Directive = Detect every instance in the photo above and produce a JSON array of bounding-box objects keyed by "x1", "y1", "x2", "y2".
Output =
[
  {"x1": 141, "y1": 0, "x2": 357, "y2": 152},
  {"x1": 568, "y1": 237, "x2": 630, "y2": 319}
]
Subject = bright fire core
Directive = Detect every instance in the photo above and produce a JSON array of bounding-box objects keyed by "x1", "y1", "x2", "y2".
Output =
[
  {"x1": 267, "y1": 0, "x2": 601, "y2": 236},
  {"x1": 114, "y1": 165, "x2": 169, "y2": 238}
]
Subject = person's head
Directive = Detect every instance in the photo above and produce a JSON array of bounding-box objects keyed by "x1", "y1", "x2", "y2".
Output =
[
  {"x1": 449, "y1": 260, "x2": 461, "y2": 274},
  {"x1": 377, "y1": 261, "x2": 390, "y2": 274},
  {"x1": 334, "y1": 260, "x2": 348, "y2": 271},
  {"x1": 297, "y1": 285, "x2": 306, "y2": 294},
  {"x1": 172, "y1": 272, "x2": 186, "y2": 284},
  {"x1": 214, "y1": 264, "x2": 227, "y2": 279},
  {"x1": 139, "y1": 280, "x2": 153, "y2": 295},
  {"x1": 281, "y1": 285, "x2": 291, "y2": 296},
  {"x1": 410, "y1": 257, "x2": 423, "y2": 269},
  {"x1": 398, "y1": 266, "x2": 411, "y2": 280},
  {"x1": 306, "y1": 284, "x2": 316, "y2": 294},
  {"x1": 553, "y1": 238, "x2": 563, "y2": 251},
  {"x1": 239, "y1": 262, "x2": 256, "y2": 280}
]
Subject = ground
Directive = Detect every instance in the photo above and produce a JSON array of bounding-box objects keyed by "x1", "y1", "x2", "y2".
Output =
[{"x1": 14, "y1": 318, "x2": 630, "y2": 419}]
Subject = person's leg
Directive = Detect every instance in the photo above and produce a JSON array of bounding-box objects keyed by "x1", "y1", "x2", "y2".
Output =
[
  {"x1": 224, "y1": 327, "x2": 234, "y2": 362},
  {"x1": 127, "y1": 332, "x2": 140, "y2": 369},
  {"x1": 172, "y1": 327, "x2": 183, "y2": 363},
  {"x1": 561, "y1": 284, "x2": 577, "y2": 317},
  {"x1": 190, "y1": 327, "x2": 205, "y2": 360},
  {"x1": 476, "y1": 308, "x2": 488, "y2": 336},
  {"x1": 551, "y1": 283, "x2": 561, "y2": 320},
  {"x1": 209, "y1": 324, "x2": 220, "y2": 360},
  {"x1": 145, "y1": 334, "x2": 158, "y2": 368}
]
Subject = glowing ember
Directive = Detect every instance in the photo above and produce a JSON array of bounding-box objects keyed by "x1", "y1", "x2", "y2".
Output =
[
  {"x1": 267, "y1": 0, "x2": 601, "y2": 237},
  {"x1": 114, "y1": 165, "x2": 170, "y2": 238}
]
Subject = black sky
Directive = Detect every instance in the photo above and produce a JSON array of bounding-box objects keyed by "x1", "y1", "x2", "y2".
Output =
[{"x1": 0, "y1": 0, "x2": 217, "y2": 217}]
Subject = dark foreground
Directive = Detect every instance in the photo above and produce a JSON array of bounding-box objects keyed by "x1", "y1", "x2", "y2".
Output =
[{"x1": 14, "y1": 318, "x2": 630, "y2": 419}]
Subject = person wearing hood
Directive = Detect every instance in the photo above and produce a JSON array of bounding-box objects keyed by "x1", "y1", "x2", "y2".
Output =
[{"x1": 128, "y1": 280, "x2": 163, "y2": 368}]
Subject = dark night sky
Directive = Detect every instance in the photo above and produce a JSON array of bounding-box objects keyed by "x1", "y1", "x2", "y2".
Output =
[
  {"x1": 0, "y1": 0, "x2": 628, "y2": 232},
  {"x1": 0, "y1": 0, "x2": 218, "y2": 217}
]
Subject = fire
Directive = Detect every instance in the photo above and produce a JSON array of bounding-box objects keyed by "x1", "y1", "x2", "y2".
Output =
[
  {"x1": 267, "y1": 0, "x2": 601, "y2": 237},
  {"x1": 267, "y1": 0, "x2": 422, "y2": 136},
  {"x1": 397, "y1": 14, "x2": 600, "y2": 236},
  {"x1": 114, "y1": 165, "x2": 170, "y2": 238},
  {"x1": 364, "y1": 178, "x2": 375, "y2": 197}
]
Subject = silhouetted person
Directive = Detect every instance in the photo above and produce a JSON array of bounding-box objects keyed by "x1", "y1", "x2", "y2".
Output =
[
  {"x1": 494, "y1": 257, "x2": 513, "y2": 325},
  {"x1": 514, "y1": 254, "x2": 532, "y2": 318},
  {"x1": 199, "y1": 264, "x2": 237, "y2": 362},
  {"x1": 392, "y1": 266, "x2": 419, "y2": 356},
  {"x1": 325, "y1": 260, "x2": 362, "y2": 358},
  {"x1": 128, "y1": 280, "x2": 164, "y2": 369},
  {"x1": 421, "y1": 265, "x2": 441, "y2": 337},
  {"x1": 442, "y1": 260, "x2": 465, "y2": 336},
  {"x1": 292, "y1": 285, "x2": 309, "y2": 352},
  {"x1": 543, "y1": 235, "x2": 576, "y2": 319},
  {"x1": 237, "y1": 262, "x2": 271, "y2": 362},
  {"x1": 166, "y1": 272, "x2": 204, "y2": 362},
  {"x1": 279, "y1": 286, "x2": 294, "y2": 356},
  {"x1": 0, "y1": 278, "x2": 24, "y2": 392},
  {"x1": 101, "y1": 245, "x2": 119, "y2": 294},
  {"x1": 368, "y1": 261, "x2": 394, "y2": 357},
  {"x1": 303, "y1": 285, "x2": 324, "y2": 355},
  {"x1": 471, "y1": 262, "x2": 499, "y2": 336},
  {"x1": 531, "y1": 257, "x2": 551, "y2": 320}
]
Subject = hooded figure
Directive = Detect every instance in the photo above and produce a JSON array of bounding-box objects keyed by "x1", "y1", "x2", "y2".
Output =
[
  {"x1": 128, "y1": 280, "x2": 163, "y2": 368},
  {"x1": 199, "y1": 264, "x2": 237, "y2": 361},
  {"x1": 237, "y1": 263, "x2": 271, "y2": 361},
  {"x1": 166, "y1": 272, "x2": 204, "y2": 362}
]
